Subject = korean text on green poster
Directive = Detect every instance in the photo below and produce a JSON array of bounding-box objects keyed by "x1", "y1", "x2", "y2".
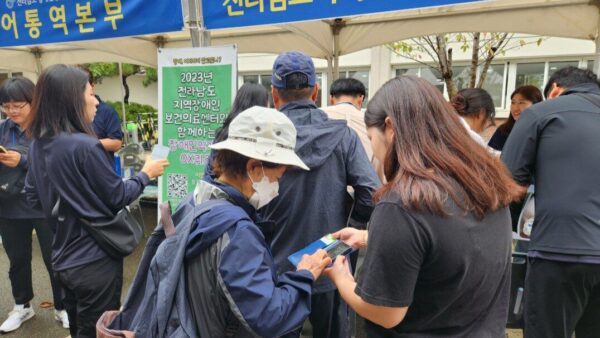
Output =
[{"x1": 161, "y1": 65, "x2": 232, "y2": 208}]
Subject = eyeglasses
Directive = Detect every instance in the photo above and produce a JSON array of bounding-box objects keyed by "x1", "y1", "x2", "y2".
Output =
[{"x1": 0, "y1": 102, "x2": 28, "y2": 114}]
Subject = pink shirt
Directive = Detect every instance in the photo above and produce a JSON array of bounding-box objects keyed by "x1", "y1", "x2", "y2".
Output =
[{"x1": 322, "y1": 103, "x2": 385, "y2": 182}]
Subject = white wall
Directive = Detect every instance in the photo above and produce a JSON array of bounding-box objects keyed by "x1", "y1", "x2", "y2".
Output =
[{"x1": 94, "y1": 74, "x2": 158, "y2": 108}]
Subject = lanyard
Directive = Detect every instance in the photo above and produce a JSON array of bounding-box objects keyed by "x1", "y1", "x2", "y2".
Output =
[{"x1": 11, "y1": 128, "x2": 16, "y2": 147}]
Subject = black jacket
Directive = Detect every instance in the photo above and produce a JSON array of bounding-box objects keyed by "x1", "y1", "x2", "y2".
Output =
[
  {"x1": 0, "y1": 119, "x2": 43, "y2": 219},
  {"x1": 25, "y1": 132, "x2": 149, "y2": 270},
  {"x1": 502, "y1": 83, "x2": 600, "y2": 256}
]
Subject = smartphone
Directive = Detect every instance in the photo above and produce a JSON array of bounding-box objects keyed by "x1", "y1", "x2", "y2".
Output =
[
  {"x1": 151, "y1": 145, "x2": 170, "y2": 160},
  {"x1": 0, "y1": 145, "x2": 7, "y2": 154},
  {"x1": 325, "y1": 240, "x2": 353, "y2": 260}
]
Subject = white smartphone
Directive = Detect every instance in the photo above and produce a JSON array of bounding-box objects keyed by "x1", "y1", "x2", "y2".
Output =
[{"x1": 151, "y1": 145, "x2": 170, "y2": 160}]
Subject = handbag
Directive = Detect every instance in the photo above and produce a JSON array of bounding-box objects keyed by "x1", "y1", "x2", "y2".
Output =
[
  {"x1": 79, "y1": 205, "x2": 143, "y2": 259},
  {"x1": 52, "y1": 195, "x2": 143, "y2": 260},
  {"x1": 517, "y1": 186, "x2": 535, "y2": 240}
]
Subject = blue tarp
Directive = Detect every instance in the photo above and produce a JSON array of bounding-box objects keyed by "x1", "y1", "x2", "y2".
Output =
[
  {"x1": 0, "y1": 0, "x2": 183, "y2": 47},
  {"x1": 203, "y1": 0, "x2": 481, "y2": 30}
]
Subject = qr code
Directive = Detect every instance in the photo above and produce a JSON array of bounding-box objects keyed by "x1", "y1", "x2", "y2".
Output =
[{"x1": 167, "y1": 174, "x2": 188, "y2": 199}]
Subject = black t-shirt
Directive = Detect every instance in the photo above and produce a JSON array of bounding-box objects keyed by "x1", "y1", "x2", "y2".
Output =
[
  {"x1": 356, "y1": 193, "x2": 511, "y2": 337},
  {"x1": 487, "y1": 128, "x2": 509, "y2": 151}
]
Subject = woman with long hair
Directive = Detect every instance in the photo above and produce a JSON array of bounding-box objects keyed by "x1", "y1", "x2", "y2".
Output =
[
  {"x1": 204, "y1": 82, "x2": 269, "y2": 178},
  {"x1": 25, "y1": 64, "x2": 168, "y2": 338},
  {"x1": 488, "y1": 85, "x2": 543, "y2": 151},
  {"x1": 326, "y1": 76, "x2": 523, "y2": 337},
  {"x1": 0, "y1": 77, "x2": 68, "y2": 332}
]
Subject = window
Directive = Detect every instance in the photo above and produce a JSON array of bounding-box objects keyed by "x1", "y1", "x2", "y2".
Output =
[
  {"x1": 452, "y1": 66, "x2": 470, "y2": 92},
  {"x1": 587, "y1": 60, "x2": 594, "y2": 71},
  {"x1": 0, "y1": 73, "x2": 8, "y2": 86},
  {"x1": 396, "y1": 67, "x2": 444, "y2": 92},
  {"x1": 242, "y1": 75, "x2": 259, "y2": 84},
  {"x1": 339, "y1": 69, "x2": 370, "y2": 107},
  {"x1": 395, "y1": 65, "x2": 506, "y2": 108},
  {"x1": 480, "y1": 64, "x2": 506, "y2": 108},
  {"x1": 516, "y1": 63, "x2": 545, "y2": 90},
  {"x1": 421, "y1": 68, "x2": 445, "y2": 93},
  {"x1": 452, "y1": 65, "x2": 505, "y2": 107},
  {"x1": 259, "y1": 74, "x2": 272, "y2": 93},
  {"x1": 548, "y1": 61, "x2": 578, "y2": 76}
]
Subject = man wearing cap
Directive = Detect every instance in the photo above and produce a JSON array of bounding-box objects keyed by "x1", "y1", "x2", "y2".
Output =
[
  {"x1": 185, "y1": 106, "x2": 333, "y2": 337},
  {"x1": 261, "y1": 51, "x2": 380, "y2": 338}
]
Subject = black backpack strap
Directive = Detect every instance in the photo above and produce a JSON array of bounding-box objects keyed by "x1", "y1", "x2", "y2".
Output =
[{"x1": 575, "y1": 93, "x2": 600, "y2": 110}]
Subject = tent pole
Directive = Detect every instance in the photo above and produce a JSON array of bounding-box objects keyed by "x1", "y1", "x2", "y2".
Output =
[
  {"x1": 30, "y1": 47, "x2": 43, "y2": 75},
  {"x1": 118, "y1": 62, "x2": 129, "y2": 144},
  {"x1": 188, "y1": 0, "x2": 210, "y2": 47},
  {"x1": 326, "y1": 57, "x2": 334, "y2": 104},
  {"x1": 331, "y1": 19, "x2": 345, "y2": 82},
  {"x1": 595, "y1": 24, "x2": 600, "y2": 78}
]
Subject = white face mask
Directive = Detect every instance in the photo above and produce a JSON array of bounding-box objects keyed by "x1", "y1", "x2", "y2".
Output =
[{"x1": 248, "y1": 165, "x2": 279, "y2": 209}]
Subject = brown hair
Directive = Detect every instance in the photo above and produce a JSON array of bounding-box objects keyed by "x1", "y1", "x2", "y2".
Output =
[
  {"x1": 497, "y1": 85, "x2": 543, "y2": 135},
  {"x1": 365, "y1": 76, "x2": 523, "y2": 219},
  {"x1": 451, "y1": 88, "x2": 496, "y2": 126}
]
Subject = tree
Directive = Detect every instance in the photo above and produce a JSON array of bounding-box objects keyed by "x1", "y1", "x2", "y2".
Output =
[
  {"x1": 390, "y1": 33, "x2": 544, "y2": 99},
  {"x1": 86, "y1": 63, "x2": 158, "y2": 104}
]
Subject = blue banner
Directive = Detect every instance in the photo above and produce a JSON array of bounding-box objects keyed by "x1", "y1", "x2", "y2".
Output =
[
  {"x1": 203, "y1": 0, "x2": 481, "y2": 30},
  {"x1": 0, "y1": 0, "x2": 184, "y2": 47}
]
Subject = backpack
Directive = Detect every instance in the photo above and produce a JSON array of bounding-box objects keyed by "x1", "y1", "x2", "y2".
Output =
[{"x1": 96, "y1": 195, "x2": 233, "y2": 338}]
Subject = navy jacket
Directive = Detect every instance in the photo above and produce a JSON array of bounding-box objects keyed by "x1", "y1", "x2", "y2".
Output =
[
  {"x1": 25, "y1": 132, "x2": 149, "y2": 271},
  {"x1": 186, "y1": 178, "x2": 315, "y2": 337},
  {"x1": 93, "y1": 96, "x2": 123, "y2": 163},
  {"x1": 108, "y1": 178, "x2": 314, "y2": 338},
  {"x1": 261, "y1": 100, "x2": 380, "y2": 293},
  {"x1": 0, "y1": 119, "x2": 43, "y2": 219}
]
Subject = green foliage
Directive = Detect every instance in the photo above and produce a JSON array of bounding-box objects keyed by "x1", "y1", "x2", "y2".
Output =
[
  {"x1": 85, "y1": 63, "x2": 158, "y2": 87},
  {"x1": 86, "y1": 62, "x2": 118, "y2": 84},
  {"x1": 143, "y1": 68, "x2": 158, "y2": 87},
  {"x1": 105, "y1": 101, "x2": 157, "y2": 123}
]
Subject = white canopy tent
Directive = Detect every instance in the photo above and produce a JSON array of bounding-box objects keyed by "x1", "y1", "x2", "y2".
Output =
[{"x1": 1, "y1": 0, "x2": 599, "y2": 79}]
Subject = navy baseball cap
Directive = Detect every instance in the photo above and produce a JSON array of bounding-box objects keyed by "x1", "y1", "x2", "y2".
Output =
[{"x1": 272, "y1": 51, "x2": 316, "y2": 89}]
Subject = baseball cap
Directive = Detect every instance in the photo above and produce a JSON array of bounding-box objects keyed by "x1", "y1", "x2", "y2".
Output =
[
  {"x1": 210, "y1": 106, "x2": 309, "y2": 171},
  {"x1": 271, "y1": 51, "x2": 316, "y2": 89}
]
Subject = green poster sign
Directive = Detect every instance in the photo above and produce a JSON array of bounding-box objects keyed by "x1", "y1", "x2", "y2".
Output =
[{"x1": 158, "y1": 47, "x2": 237, "y2": 208}]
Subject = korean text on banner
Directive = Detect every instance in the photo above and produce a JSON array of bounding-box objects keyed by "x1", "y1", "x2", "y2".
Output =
[
  {"x1": 203, "y1": 0, "x2": 481, "y2": 30},
  {"x1": 158, "y1": 46, "x2": 237, "y2": 209},
  {"x1": 0, "y1": 0, "x2": 183, "y2": 47}
]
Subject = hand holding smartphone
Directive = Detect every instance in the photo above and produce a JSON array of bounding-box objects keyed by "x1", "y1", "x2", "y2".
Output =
[
  {"x1": 151, "y1": 145, "x2": 170, "y2": 160},
  {"x1": 325, "y1": 240, "x2": 354, "y2": 261}
]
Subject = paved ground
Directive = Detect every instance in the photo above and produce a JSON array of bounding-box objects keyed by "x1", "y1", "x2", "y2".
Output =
[
  {"x1": 0, "y1": 202, "x2": 156, "y2": 338},
  {"x1": 0, "y1": 233, "x2": 147, "y2": 338}
]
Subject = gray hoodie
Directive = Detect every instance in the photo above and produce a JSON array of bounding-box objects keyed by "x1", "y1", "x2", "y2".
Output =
[{"x1": 261, "y1": 99, "x2": 380, "y2": 293}]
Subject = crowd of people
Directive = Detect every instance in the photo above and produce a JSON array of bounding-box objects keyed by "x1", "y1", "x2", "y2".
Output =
[{"x1": 0, "y1": 51, "x2": 599, "y2": 338}]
